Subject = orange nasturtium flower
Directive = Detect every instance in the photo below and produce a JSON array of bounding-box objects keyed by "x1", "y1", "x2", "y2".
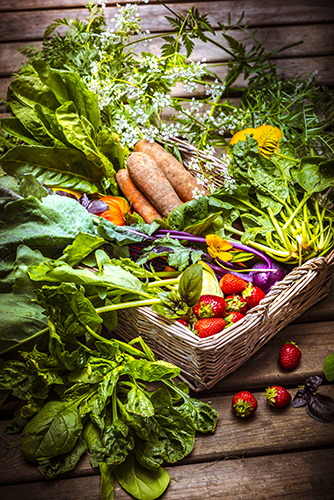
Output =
[
  {"x1": 206, "y1": 234, "x2": 233, "y2": 262},
  {"x1": 96, "y1": 196, "x2": 131, "y2": 226},
  {"x1": 230, "y1": 124, "x2": 283, "y2": 157}
]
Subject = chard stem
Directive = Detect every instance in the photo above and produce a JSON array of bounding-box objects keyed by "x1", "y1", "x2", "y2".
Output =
[
  {"x1": 96, "y1": 298, "x2": 161, "y2": 314},
  {"x1": 282, "y1": 194, "x2": 312, "y2": 230}
]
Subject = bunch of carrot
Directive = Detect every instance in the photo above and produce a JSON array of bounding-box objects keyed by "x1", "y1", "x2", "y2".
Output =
[{"x1": 116, "y1": 139, "x2": 208, "y2": 223}]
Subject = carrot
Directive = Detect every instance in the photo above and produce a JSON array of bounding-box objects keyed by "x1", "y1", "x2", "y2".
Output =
[
  {"x1": 116, "y1": 168, "x2": 163, "y2": 224},
  {"x1": 134, "y1": 139, "x2": 209, "y2": 202},
  {"x1": 126, "y1": 152, "x2": 183, "y2": 218}
]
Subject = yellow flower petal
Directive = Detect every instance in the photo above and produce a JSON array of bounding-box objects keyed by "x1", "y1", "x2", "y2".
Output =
[
  {"x1": 230, "y1": 124, "x2": 283, "y2": 157},
  {"x1": 206, "y1": 234, "x2": 233, "y2": 261}
]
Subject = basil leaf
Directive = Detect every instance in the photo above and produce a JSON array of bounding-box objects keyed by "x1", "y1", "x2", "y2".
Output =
[
  {"x1": 306, "y1": 394, "x2": 334, "y2": 424},
  {"x1": 178, "y1": 263, "x2": 203, "y2": 308}
]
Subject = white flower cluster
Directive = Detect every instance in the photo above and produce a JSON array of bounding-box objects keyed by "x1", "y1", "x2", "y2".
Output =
[
  {"x1": 152, "y1": 92, "x2": 173, "y2": 110},
  {"x1": 113, "y1": 112, "x2": 142, "y2": 147},
  {"x1": 205, "y1": 79, "x2": 226, "y2": 100},
  {"x1": 163, "y1": 60, "x2": 207, "y2": 92},
  {"x1": 111, "y1": 3, "x2": 141, "y2": 35}
]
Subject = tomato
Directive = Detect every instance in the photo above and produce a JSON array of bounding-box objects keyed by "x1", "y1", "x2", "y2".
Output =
[{"x1": 96, "y1": 196, "x2": 131, "y2": 226}]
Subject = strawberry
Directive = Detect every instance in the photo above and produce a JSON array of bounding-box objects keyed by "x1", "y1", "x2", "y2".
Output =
[
  {"x1": 225, "y1": 311, "x2": 244, "y2": 324},
  {"x1": 232, "y1": 391, "x2": 258, "y2": 417},
  {"x1": 219, "y1": 274, "x2": 247, "y2": 295},
  {"x1": 225, "y1": 294, "x2": 248, "y2": 315},
  {"x1": 194, "y1": 318, "x2": 226, "y2": 338},
  {"x1": 177, "y1": 319, "x2": 188, "y2": 327},
  {"x1": 279, "y1": 342, "x2": 302, "y2": 370},
  {"x1": 242, "y1": 284, "x2": 266, "y2": 309},
  {"x1": 193, "y1": 295, "x2": 226, "y2": 319},
  {"x1": 265, "y1": 386, "x2": 292, "y2": 408}
]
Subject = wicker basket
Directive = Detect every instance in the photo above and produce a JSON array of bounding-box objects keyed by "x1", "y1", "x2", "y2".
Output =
[{"x1": 115, "y1": 138, "x2": 334, "y2": 391}]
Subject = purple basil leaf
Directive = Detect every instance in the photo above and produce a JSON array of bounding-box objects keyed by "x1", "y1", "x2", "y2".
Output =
[
  {"x1": 306, "y1": 393, "x2": 334, "y2": 423},
  {"x1": 87, "y1": 199, "x2": 109, "y2": 214},
  {"x1": 55, "y1": 190, "x2": 78, "y2": 200},
  {"x1": 291, "y1": 389, "x2": 310, "y2": 408},
  {"x1": 79, "y1": 193, "x2": 90, "y2": 208},
  {"x1": 304, "y1": 375, "x2": 323, "y2": 392}
]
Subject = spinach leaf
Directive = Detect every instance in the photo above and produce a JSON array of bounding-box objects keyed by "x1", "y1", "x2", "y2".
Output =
[
  {"x1": 37, "y1": 437, "x2": 87, "y2": 480},
  {"x1": 21, "y1": 400, "x2": 83, "y2": 462},
  {"x1": 100, "y1": 462, "x2": 116, "y2": 500},
  {"x1": 114, "y1": 454, "x2": 170, "y2": 500}
]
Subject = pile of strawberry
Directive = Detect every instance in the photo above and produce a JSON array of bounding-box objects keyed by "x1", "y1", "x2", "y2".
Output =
[{"x1": 178, "y1": 274, "x2": 266, "y2": 339}]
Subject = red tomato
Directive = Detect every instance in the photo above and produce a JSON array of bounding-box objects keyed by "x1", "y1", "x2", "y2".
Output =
[{"x1": 96, "y1": 196, "x2": 131, "y2": 226}]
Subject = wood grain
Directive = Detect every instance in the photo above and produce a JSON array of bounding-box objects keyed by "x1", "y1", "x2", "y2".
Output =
[
  {"x1": 0, "y1": 448, "x2": 333, "y2": 499},
  {"x1": 1, "y1": 2, "x2": 334, "y2": 42},
  {"x1": 2, "y1": 23, "x2": 334, "y2": 78},
  {"x1": 1, "y1": 384, "x2": 334, "y2": 486}
]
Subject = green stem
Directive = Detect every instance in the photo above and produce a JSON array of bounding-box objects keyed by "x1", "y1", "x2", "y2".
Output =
[
  {"x1": 282, "y1": 193, "x2": 312, "y2": 230},
  {"x1": 95, "y1": 298, "x2": 161, "y2": 314},
  {"x1": 0, "y1": 327, "x2": 50, "y2": 356}
]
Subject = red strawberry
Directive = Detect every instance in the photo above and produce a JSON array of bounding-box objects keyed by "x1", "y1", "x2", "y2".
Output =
[
  {"x1": 177, "y1": 319, "x2": 188, "y2": 327},
  {"x1": 193, "y1": 295, "x2": 226, "y2": 319},
  {"x1": 219, "y1": 274, "x2": 247, "y2": 295},
  {"x1": 279, "y1": 342, "x2": 301, "y2": 370},
  {"x1": 194, "y1": 318, "x2": 226, "y2": 338},
  {"x1": 265, "y1": 386, "x2": 292, "y2": 408},
  {"x1": 225, "y1": 294, "x2": 248, "y2": 315},
  {"x1": 232, "y1": 391, "x2": 258, "y2": 417},
  {"x1": 225, "y1": 311, "x2": 244, "y2": 324},
  {"x1": 242, "y1": 284, "x2": 266, "y2": 309}
]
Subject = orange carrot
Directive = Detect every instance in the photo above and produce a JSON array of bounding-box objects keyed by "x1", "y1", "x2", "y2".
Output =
[
  {"x1": 126, "y1": 152, "x2": 183, "y2": 218},
  {"x1": 116, "y1": 168, "x2": 163, "y2": 224},
  {"x1": 134, "y1": 139, "x2": 209, "y2": 202}
]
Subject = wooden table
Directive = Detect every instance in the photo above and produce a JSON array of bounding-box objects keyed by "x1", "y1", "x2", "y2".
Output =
[
  {"x1": 1, "y1": 1, "x2": 334, "y2": 498},
  {"x1": 1, "y1": 280, "x2": 334, "y2": 499}
]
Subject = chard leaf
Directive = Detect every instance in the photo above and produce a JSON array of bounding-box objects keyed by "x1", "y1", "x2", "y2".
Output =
[
  {"x1": 6, "y1": 93, "x2": 55, "y2": 146},
  {"x1": 8, "y1": 74, "x2": 60, "y2": 111},
  {"x1": 0, "y1": 116, "x2": 40, "y2": 145},
  {"x1": 55, "y1": 101, "x2": 100, "y2": 161},
  {"x1": 0, "y1": 145, "x2": 105, "y2": 194},
  {"x1": 114, "y1": 454, "x2": 170, "y2": 500},
  {"x1": 21, "y1": 400, "x2": 83, "y2": 462},
  {"x1": 0, "y1": 246, "x2": 49, "y2": 354},
  {"x1": 0, "y1": 194, "x2": 95, "y2": 290},
  {"x1": 29, "y1": 259, "x2": 146, "y2": 298}
]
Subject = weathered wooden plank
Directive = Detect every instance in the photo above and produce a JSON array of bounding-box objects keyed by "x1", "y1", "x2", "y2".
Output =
[
  {"x1": 1, "y1": 2, "x2": 334, "y2": 42},
  {"x1": 210, "y1": 320, "x2": 334, "y2": 393},
  {"x1": 0, "y1": 448, "x2": 333, "y2": 499},
  {"x1": 2, "y1": 23, "x2": 334, "y2": 78},
  {"x1": 1, "y1": 384, "x2": 334, "y2": 486}
]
